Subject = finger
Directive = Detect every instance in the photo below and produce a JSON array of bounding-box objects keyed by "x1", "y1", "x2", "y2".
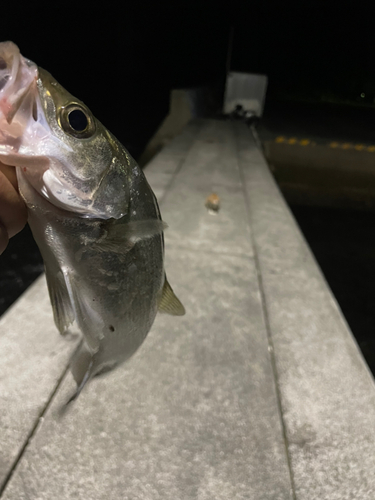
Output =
[
  {"x1": 0, "y1": 169, "x2": 27, "y2": 238},
  {"x1": 0, "y1": 221, "x2": 9, "y2": 254},
  {"x1": 0, "y1": 161, "x2": 18, "y2": 190}
]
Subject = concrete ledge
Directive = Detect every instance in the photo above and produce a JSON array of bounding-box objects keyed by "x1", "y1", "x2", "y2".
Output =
[
  {"x1": 1, "y1": 119, "x2": 374, "y2": 499},
  {"x1": 236, "y1": 123, "x2": 375, "y2": 499},
  {"x1": 0, "y1": 276, "x2": 79, "y2": 491}
]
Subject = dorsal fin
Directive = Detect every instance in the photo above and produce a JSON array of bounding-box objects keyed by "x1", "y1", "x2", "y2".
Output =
[{"x1": 158, "y1": 276, "x2": 185, "y2": 316}]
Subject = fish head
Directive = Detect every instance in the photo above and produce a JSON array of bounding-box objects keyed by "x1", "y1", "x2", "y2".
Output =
[{"x1": 0, "y1": 41, "x2": 130, "y2": 219}]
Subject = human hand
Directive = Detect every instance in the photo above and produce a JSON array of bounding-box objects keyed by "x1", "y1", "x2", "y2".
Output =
[{"x1": 0, "y1": 162, "x2": 27, "y2": 254}]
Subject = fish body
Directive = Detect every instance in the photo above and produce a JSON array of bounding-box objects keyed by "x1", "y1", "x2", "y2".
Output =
[{"x1": 0, "y1": 42, "x2": 184, "y2": 400}]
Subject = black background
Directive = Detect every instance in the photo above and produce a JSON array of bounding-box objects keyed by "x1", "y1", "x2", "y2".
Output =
[{"x1": 2, "y1": 2, "x2": 374, "y2": 159}]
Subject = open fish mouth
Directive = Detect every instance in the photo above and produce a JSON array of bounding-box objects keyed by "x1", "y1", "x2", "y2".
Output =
[
  {"x1": 0, "y1": 41, "x2": 38, "y2": 142},
  {"x1": 0, "y1": 56, "x2": 9, "y2": 91}
]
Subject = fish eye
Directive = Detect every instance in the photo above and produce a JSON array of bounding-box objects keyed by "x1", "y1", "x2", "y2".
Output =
[
  {"x1": 59, "y1": 103, "x2": 96, "y2": 139},
  {"x1": 68, "y1": 109, "x2": 88, "y2": 131}
]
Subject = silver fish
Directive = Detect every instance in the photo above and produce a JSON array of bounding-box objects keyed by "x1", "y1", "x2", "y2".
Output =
[{"x1": 0, "y1": 41, "x2": 185, "y2": 402}]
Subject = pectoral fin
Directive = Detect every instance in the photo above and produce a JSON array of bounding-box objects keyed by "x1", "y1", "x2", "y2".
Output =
[
  {"x1": 94, "y1": 219, "x2": 167, "y2": 254},
  {"x1": 122, "y1": 219, "x2": 168, "y2": 241},
  {"x1": 158, "y1": 276, "x2": 185, "y2": 316}
]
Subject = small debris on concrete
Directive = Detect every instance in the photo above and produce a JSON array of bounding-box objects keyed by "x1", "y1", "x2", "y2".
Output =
[{"x1": 205, "y1": 193, "x2": 220, "y2": 215}]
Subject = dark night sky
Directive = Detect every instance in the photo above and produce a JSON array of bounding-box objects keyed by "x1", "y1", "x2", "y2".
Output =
[
  {"x1": 231, "y1": 3, "x2": 375, "y2": 102},
  {"x1": 2, "y1": 2, "x2": 374, "y2": 158},
  {"x1": 2, "y1": 4, "x2": 230, "y2": 158}
]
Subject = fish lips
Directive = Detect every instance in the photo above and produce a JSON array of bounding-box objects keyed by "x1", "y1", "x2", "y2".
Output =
[{"x1": 0, "y1": 42, "x2": 38, "y2": 139}]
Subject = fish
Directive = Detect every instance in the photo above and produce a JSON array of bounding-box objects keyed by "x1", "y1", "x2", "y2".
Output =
[{"x1": 0, "y1": 41, "x2": 185, "y2": 403}]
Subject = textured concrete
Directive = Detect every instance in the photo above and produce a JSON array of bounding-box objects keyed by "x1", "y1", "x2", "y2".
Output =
[
  {"x1": 2, "y1": 119, "x2": 375, "y2": 499},
  {"x1": 2, "y1": 249, "x2": 293, "y2": 500},
  {"x1": 161, "y1": 120, "x2": 253, "y2": 256},
  {"x1": 0, "y1": 275, "x2": 80, "y2": 491},
  {"x1": 143, "y1": 120, "x2": 201, "y2": 201},
  {"x1": 0, "y1": 120, "x2": 293, "y2": 499},
  {"x1": 235, "y1": 122, "x2": 375, "y2": 499}
]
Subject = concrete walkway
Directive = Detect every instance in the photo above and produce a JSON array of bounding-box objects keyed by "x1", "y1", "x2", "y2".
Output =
[{"x1": 1, "y1": 119, "x2": 375, "y2": 499}]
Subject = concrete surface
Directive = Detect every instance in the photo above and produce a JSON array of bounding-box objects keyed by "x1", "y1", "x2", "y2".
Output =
[
  {"x1": 1, "y1": 119, "x2": 375, "y2": 499},
  {"x1": 0, "y1": 276, "x2": 80, "y2": 490},
  {"x1": 236, "y1": 122, "x2": 375, "y2": 499}
]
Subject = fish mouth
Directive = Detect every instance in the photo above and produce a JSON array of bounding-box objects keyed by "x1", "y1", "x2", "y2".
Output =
[{"x1": 0, "y1": 41, "x2": 38, "y2": 143}]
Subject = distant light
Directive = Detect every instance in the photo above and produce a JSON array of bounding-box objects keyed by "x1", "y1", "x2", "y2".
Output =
[
  {"x1": 361, "y1": 92, "x2": 365, "y2": 98},
  {"x1": 300, "y1": 139, "x2": 310, "y2": 146}
]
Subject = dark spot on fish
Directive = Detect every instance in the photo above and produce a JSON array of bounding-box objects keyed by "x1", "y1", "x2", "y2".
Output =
[
  {"x1": 109, "y1": 325, "x2": 115, "y2": 332},
  {"x1": 0, "y1": 57, "x2": 7, "y2": 70}
]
